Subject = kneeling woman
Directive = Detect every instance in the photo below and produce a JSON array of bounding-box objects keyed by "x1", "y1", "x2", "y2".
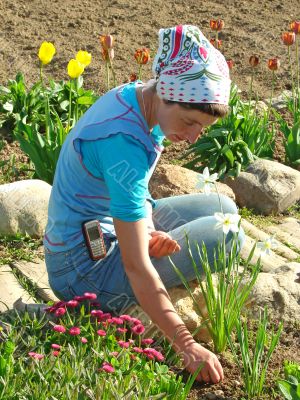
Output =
[{"x1": 44, "y1": 25, "x2": 245, "y2": 384}]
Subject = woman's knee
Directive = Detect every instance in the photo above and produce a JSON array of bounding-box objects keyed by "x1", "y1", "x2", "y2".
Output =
[{"x1": 218, "y1": 193, "x2": 239, "y2": 215}]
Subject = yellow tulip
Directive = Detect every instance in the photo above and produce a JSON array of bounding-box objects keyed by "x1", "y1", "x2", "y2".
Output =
[
  {"x1": 67, "y1": 59, "x2": 84, "y2": 79},
  {"x1": 38, "y1": 42, "x2": 56, "y2": 65},
  {"x1": 76, "y1": 50, "x2": 92, "y2": 67}
]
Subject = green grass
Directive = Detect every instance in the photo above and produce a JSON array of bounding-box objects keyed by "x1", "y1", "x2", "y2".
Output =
[{"x1": 0, "y1": 233, "x2": 43, "y2": 266}]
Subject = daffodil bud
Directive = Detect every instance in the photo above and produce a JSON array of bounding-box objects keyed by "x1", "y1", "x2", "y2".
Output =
[
  {"x1": 67, "y1": 59, "x2": 84, "y2": 79},
  {"x1": 38, "y1": 42, "x2": 56, "y2": 65},
  {"x1": 76, "y1": 50, "x2": 92, "y2": 67}
]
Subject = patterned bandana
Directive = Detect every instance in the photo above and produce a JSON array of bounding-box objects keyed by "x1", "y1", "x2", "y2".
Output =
[{"x1": 152, "y1": 25, "x2": 231, "y2": 105}]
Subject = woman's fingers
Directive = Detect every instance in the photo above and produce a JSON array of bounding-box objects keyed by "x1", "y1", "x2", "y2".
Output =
[{"x1": 149, "y1": 236, "x2": 180, "y2": 258}]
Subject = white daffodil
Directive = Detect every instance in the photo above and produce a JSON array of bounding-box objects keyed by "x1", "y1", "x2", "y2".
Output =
[
  {"x1": 214, "y1": 212, "x2": 241, "y2": 235},
  {"x1": 257, "y1": 235, "x2": 278, "y2": 256},
  {"x1": 196, "y1": 167, "x2": 219, "y2": 195}
]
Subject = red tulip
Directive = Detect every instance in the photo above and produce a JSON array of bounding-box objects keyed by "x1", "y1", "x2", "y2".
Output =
[
  {"x1": 267, "y1": 58, "x2": 280, "y2": 71},
  {"x1": 249, "y1": 55, "x2": 260, "y2": 68},
  {"x1": 134, "y1": 48, "x2": 150, "y2": 65},
  {"x1": 282, "y1": 31, "x2": 296, "y2": 45},
  {"x1": 290, "y1": 21, "x2": 300, "y2": 35},
  {"x1": 210, "y1": 19, "x2": 225, "y2": 31},
  {"x1": 210, "y1": 38, "x2": 222, "y2": 49},
  {"x1": 226, "y1": 59, "x2": 234, "y2": 69},
  {"x1": 100, "y1": 34, "x2": 114, "y2": 50},
  {"x1": 101, "y1": 48, "x2": 114, "y2": 61}
]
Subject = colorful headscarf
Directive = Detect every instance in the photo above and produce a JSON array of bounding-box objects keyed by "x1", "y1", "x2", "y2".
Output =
[{"x1": 152, "y1": 25, "x2": 231, "y2": 105}]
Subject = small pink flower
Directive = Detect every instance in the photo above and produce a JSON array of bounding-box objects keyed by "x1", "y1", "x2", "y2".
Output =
[
  {"x1": 97, "y1": 329, "x2": 107, "y2": 337},
  {"x1": 45, "y1": 306, "x2": 56, "y2": 313},
  {"x1": 131, "y1": 317, "x2": 142, "y2": 325},
  {"x1": 66, "y1": 300, "x2": 78, "y2": 308},
  {"x1": 143, "y1": 348, "x2": 165, "y2": 362},
  {"x1": 91, "y1": 302, "x2": 101, "y2": 307},
  {"x1": 91, "y1": 310, "x2": 104, "y2": 317},
  {"x1": 117, "y1": 340, "x2": 130, "y2": 348},
  {"x1": 111, "y1": 317, "x2": 124, "y2": 325},
  {"x1": 52, "y1": 350, "x2": 60, "y2": 357},
  {"x1": 100, "y1": 312, "x2": 112, "y2": 321},
  {"x1": 74, "y1": 296, "x2": 85, "y2": 302},
  {"x1": 131, "y1": 324, "x2": 145, "y2": 335},
  {"x1": 119, "y1": 314, "x2": 133, "y2": 322},
  {"x1": 55, "y1": 307, "x2": 66, "y2": 317},
  {"x1": 133, "y1": 346, "x2": 143, "y2": 353},
  {"x1": 51, "y1": 344, "x2": 61, "y2": 350},
  {"x1": 128, "y1": 339, "x2": 135, "y2": 344},
  {"x1": 110, "y1": 351, "x2": 119, "y2": 357},
  {"x1": 53, "y1": 301, "x2": 66, "y2": 308},
  {"x1": 28, "y1": 352, "x2": 44, "y2": 360},
  {"x1": 83, "y1": 292, "x2": 97, "y2": 300},
  {"x1": 81, "y1": 337, "x2": 88, "y2": 344},
  {"x1": 69, "y1": 326, "x2": 81, "y2": 336},
  {"x1": 117, "y1": 327, "x2": 128, "y2": 333},
  {"x1": 53, "y1": 325, "x2": 66, "y2": 333},
  {"x1": 142, "y1": 338, "x2": 154, "y2": 345},
  {"x1": 100, "y1": 362, "x2": 115, "y2": 373}
]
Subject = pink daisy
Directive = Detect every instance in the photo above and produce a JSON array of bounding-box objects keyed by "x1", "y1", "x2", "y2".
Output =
[
  {"x1": 69, "y1": 326, "x2": 81, "y2": 336},
  {"x1": 97, "y1": 329, "x2": 107, "y2": 337},
  {"x1": 53, "y1": 325, "x2": 66, "y2": 333},
  {"x1": 99, "y1": 362, "x2": 115, "y2": 373},
  {"x1": 131, "y1": 324, "x2": 145, "y2": 335}
]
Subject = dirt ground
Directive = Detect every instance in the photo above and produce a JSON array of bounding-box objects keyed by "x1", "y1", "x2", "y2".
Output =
[{"x1": 0, "y1": 0, "x2": 299, "y2": 100}]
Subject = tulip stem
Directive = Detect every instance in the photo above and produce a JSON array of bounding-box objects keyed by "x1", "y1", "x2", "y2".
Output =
[
  {"x1": 106, "y1": 61, "x2": 110, "y2": 91},
  {"x1": 138, "y1": 65, "x2": 143, "y2": 81},
  {"x1": 39, "y1": 62, "x2": 44, "y2": 87},
  {"x1": 67, "y1": 79, "x2": 72, "y2": 133},
  {"x1": 296, "y1": 36, "x2": 300, "y2": 100},
  {"x1": 267, "y1": 70, "x2": 275, "y2": 120},
  {"x1": 248, "y1": 71, "x2": 255, "y2": 116},
  {"x1": 108, "y1": 57, "x2": 116, "y2": 88},
  {"x1": 288, "y1": 46, "x2": 296, "y2": 112},
  {"x1": 75, "y1": 78, "x2": 78, "y2": 123}
]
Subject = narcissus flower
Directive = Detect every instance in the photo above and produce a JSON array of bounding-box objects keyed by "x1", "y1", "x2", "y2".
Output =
[
  {"x1": 226, "y1": 59, "x2": 234, "y2": 70},
  {"x1": 67, "y1": 59, "x2": 84, "y2": 79},
  {"x1": 76, "y1": 50, "x2": 92, "y2": 67},
  {"x1": 290, "y1": 21, "x2": 300, "y2": 34},
  {"x1": 249, "y1": 55, "x2": 260, "y2": 68},
  {"x1": 268, "y1": 58, "x2": 280, "y2": 71},
  {"x1": 257, "y1": 235, "x2": 278, "y2": 256},
  {"x1": 282, "y1": 32, "x2": 296, "y2": 46},
  {"x1": 210, "y1": 19, "x2": 225, "y2": 31},
  {"x1": 100, "y1": 34, "x2": 114, "y2": 50},
  {"x1": 134, "y1": 48, "x2": 150, "y2": 65},
  {"x1": 210, "y1": 38, "x2": 222, "y2": 49},
  {"x1": 196, "y1": 167, "x2": 219, "y2": 195},
  {"x1": 214, "y1": 212, "x2": 241, "y2": 235},
  {"x1": 38, "y1": 42, "x2": 56, "y2": 65}
]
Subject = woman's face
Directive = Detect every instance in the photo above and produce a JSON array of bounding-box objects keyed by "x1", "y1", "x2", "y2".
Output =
[{"x1": 156, "y1": 101, "x2": 219, "y2": 144}]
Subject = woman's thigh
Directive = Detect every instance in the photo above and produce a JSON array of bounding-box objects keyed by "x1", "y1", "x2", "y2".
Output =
[
  {"x1": 150, "y1": 215, "x2": 245, "y2": 288},
  {"x1": 152, "y1": 193, "x2": 238, "y2": 232}
]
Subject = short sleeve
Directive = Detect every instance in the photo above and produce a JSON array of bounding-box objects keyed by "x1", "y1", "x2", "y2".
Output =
[{"x1": 81, "y1": 133, "x2": 151, "y2": 222}]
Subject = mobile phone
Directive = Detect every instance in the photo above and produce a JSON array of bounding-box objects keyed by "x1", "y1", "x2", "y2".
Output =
[{"x1": 82, "y1": 220, "x2": 107, "y2": 261}]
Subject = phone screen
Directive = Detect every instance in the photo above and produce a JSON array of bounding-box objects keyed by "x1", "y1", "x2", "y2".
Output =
[{"x1": 89, "y1": 226, "x2": 100, "y2": 241}]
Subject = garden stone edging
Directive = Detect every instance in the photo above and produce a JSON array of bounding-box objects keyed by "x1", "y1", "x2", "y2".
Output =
[
  {"x1": 224, "y1": 159, "x2": 300, "y2": 215},
  {"x1": 0, "y1": 179, "x2": 51, "y2": 238}
]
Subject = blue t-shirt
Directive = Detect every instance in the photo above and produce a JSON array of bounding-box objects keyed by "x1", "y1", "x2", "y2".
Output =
[{"x1": 80, "y1": 83, "x2": 165, "y2": 222}]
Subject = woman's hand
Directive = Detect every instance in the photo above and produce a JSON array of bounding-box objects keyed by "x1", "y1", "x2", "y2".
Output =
[
  {"x1": 182, "y1": 342, "x2": 224, "y2": 384},
  {"x1": 148, "y1": 230, "x2": 181, "y2": 258}
]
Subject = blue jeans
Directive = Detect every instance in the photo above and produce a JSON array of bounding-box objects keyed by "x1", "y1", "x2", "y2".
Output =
[{"x1": 44, "y1": 193, "x2": 245, "y2": 314}]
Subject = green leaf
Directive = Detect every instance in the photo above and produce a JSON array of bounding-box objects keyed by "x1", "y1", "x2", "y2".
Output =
[{"x1": 77, "y1": 96, "x2": 95, "y2": 105}]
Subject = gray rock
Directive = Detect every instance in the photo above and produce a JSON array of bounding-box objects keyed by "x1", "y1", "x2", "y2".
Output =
[
  {"x1": 225, "y1": 159, "x2": 300, "y2": 215},
  {"x1": 246, "y1": 262, "x2": 300, "y2": 323},
  {"x1": 0, "y1": 179, "x2": 51, "y2": 237},
  {"x1": 270, "y1": 90, "x2": 292, "y2": 110}
]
